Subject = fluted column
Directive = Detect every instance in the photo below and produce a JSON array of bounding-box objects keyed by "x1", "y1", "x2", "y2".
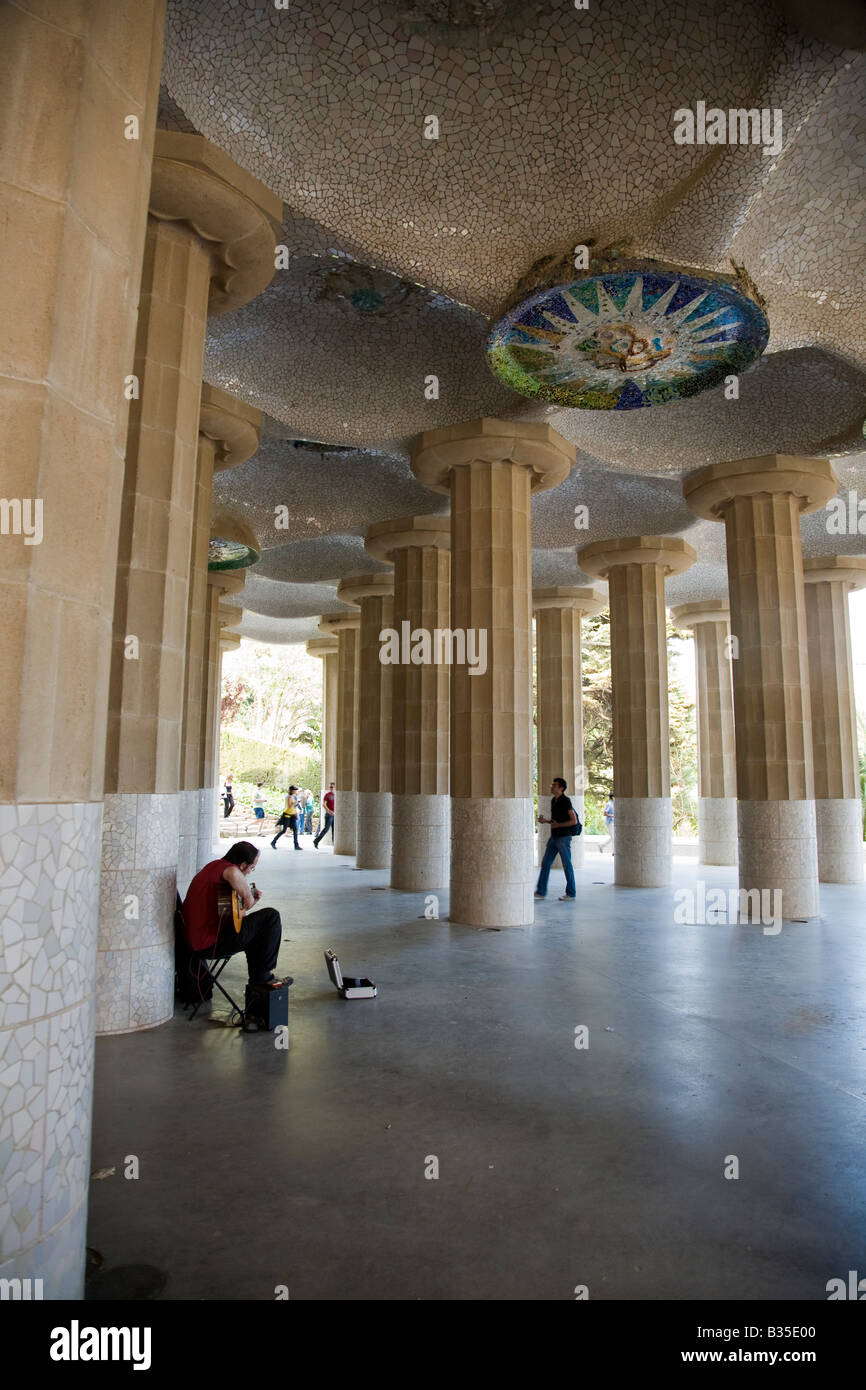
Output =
[
  {"x1": 412, "y1": 419, "x2": 573, "y2": 926},
  {"x1": 671, "y1": 601, "x2": 738, "y2": 865},
  {"x1": 306, "y1": 636, "x2": 339, "y2": 808},
  {"x1": 533, "y1": 588, "x2": 606, "y2": 871},
  {"x1": 684, "y1": 456, "x2": 838, "y2": 919},
  {"x1": 366, "y1": 516, "x2": 451, "y2": 891},
  {"x1": 579, "y1": 538, "x2": 696, "y2": 887},
  {"x1": 319, "y1": 614, "x2": 361, "y2": 855},
  {"x1": 803, "y1": 557, "x2": 866, "y2": 883},
  {"x1": 98, "y1": 132, "x2": 281, "y2": 1034},
  {"x1": 178, "y1": 385, "x2": 261, "y2": 895},
  {"x1": 0, "y1": 0, "x2": 165, "y2": 1298},
  {"x1": 337, "y1": 574, "x2": 395, "y2": 869}
]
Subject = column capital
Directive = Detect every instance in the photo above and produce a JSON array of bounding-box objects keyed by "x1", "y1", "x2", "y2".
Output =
[
  {"x1": 207, "y1": 569, "x2": 246, "y2": 596},
  {"x1": 149, "y1": 132, "x2": 283, "y2": 315},
  {"x1": 411, "y1": 417, "x2": 573, "y2": 496},
  {"x1": 578, "y1": 535, "x2": 696, "y2": 579},
  {"x1": 199, "y1": 383, "x2": 262, "y2": 471},
  {"x1": 337, "y1": 573, "x2": 394, "y2": 605},
  {"x1": 670, "y1": 599, "x2": 730, "y2": 628},
  {"x1": 306, "y1": 636, "x2": 339, "y2": 658},
  {"x1": 218, "y1": 602, "x2": 242, "y2": 630},
  {"x1": 533, "y1": 586, "x2": 606, "y2": 616},
  {"x1": 803, "y1": 555, "x2": 866, "y2": 589},
  {"x1": 365, "y1": 514, "x2": 450, "y2": 562},
  {"x1": 683, "y1": 455, "x2": 837, "y2": 522},
  {"x1": 319, "y1": 612, "x2": 360, "y2": 635},
  {"x1": 219, "y1": 632, "x2": 242, "y2": 652}
]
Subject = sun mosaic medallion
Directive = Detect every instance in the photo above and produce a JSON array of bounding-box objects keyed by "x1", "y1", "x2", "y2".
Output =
[
  {"x1": 487, "y1": 269, "x2": 770, "y2": 409},
  {"x1": 208, "y1": 536, "x2": 260, "y2": 571}
]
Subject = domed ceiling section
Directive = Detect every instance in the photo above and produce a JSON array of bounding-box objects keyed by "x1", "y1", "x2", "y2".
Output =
[
  {"x1": 163, "y1": 0, "x2": 781, "y2": 313},
  {"x1": 211, "y1": 437, "x2": 447, "y2": 551},
  {"x1": 203, "y1": 253, "x2": 531, "y2": 443},
  {"x1": 161, "y1": 0, "x2": 866, "y2": 642},
  {"x1": 255, "y1": 535, "x2": 392, "y2": 584},
  {"x1": 546, "y1": 348, "x2": 866, "y2": 475}
]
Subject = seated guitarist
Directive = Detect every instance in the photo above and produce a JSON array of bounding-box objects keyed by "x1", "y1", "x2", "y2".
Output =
[{"x1": 182, "y1": 842, "x2": 291, "y2": 990}]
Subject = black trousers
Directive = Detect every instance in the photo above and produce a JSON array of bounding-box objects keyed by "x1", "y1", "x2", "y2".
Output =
[
  {"x1": 314, "y1": 811, "x2": 334, "y2": 845},
  {"x1": 272, "y1": 816, "x2": 299, "y2": 848},
  {"x1": 213, "y1": 906, "x2": 282, "y2": 983},
  {"x1": 223, "y1": 793, "x2": 234, "y2": 818}
]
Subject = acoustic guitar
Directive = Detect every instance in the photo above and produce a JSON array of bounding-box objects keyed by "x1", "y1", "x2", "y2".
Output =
[{"x1": 216, "y1": 882, "x2": 256, "y2": 935}]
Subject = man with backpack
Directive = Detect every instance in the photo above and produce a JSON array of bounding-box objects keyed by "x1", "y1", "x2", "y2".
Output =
[{"x1": 534, "y1": 776, "x2": 581, "y2": 903}]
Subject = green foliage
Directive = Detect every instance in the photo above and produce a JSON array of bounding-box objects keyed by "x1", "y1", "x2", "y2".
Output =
[
  {"x1": 580, "y1": 611, "x2": 698, "y2": 835},
  {"x1": 220, "y1": 728, "x2": 321, "y2": 796},
  {"x1": 221, "y1": 642, "x2": 322, "y2": 752}
]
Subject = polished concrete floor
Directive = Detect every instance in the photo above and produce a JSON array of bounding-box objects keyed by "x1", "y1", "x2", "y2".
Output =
[{"x1": 88, "y1": 835, "x2": 866, "y2": 1300}]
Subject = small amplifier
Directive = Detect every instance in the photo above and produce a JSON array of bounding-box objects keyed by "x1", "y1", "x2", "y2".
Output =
[{"x1": 244, "y1": 981, "x2": 290, "y2": 1031}]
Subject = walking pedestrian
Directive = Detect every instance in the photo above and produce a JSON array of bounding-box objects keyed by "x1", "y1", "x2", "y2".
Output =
[
  {"x1": 534, "y1": 777, "x2": 581, "y2": 902},
  {"x1": 313, "y1": 783, "x2": 336, "y2": 847}
]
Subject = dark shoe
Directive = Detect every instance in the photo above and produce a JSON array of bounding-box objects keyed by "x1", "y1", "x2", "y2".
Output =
[
  {"x1": 270, "y1": 841, "x2": 277, "y2": 849},
  {"x1": 533, "y1": 892, "x2": 545, "y2": 899}
]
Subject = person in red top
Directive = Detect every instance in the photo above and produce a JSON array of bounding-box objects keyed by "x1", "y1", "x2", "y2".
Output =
[
  {"x1": 313, "y1": 782, "x2": 336, "y2": 848},
  {"x1": 182, "y1": 841, "x2": 290, "y2": 988}
]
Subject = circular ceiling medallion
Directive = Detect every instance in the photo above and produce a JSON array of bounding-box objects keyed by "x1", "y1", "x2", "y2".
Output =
[
  {"x1": 487, "y1": 268, "x2": 769, "y2": 410},
  {"x1": 208, "y1": 536, "x2": 259, "y2": 571}
]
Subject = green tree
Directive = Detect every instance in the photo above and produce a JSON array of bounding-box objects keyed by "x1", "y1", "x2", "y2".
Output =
[
  {"x1": 221, "y1": 642, "x2": 322, "y2": 753},
  {"x1": 580, "y1": 611, "x2": 698, "y2": 835}
]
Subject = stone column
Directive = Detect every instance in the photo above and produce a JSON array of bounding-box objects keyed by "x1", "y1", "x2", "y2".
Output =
[
  {"x1": 412, "y1": 418, "x2": 573, "y2": 926},
  {"x1": 803, "y1": 556, "x2": 866, "y2": 883},
  {"x1": 306, "y1": 635, "x2": 339, "y2": 806},
  {"x1": 579, "y1": 538, "x2": 696, "y2": 887},
  {"x1": 99, "y1": 131, "x2": 282, "y2": 1034},
  {"x1": 366, "y1": 516, "x2": 451, "y2": 892},
  {"x1": 533, "y1": 587, "x2": 606, "y2": 871},
  {"x1": 684, "y1": 456, "x2": 838, "y2": 919},
  {"x1": 0, "y1": 0, "x2": 165, "y2": 1297},
  {"x1": 319, "y1": 614, "x2": 361, "y2": 855},
  {"x1": 670, "y1": 601, "x2": 738, "y2": 865},
  {"x1": 178, "y1": 386, "x2": 261, "y2": 895},
  {"x1": 337, "y1": 574, "x2": 396, "y2": 870}
]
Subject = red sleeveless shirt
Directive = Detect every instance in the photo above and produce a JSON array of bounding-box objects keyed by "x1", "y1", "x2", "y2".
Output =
[{"x1": 182, "y1": 859, "x2": 230, "y2": 952}]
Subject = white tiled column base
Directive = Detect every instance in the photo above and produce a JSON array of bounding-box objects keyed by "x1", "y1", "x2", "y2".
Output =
[
  {"x1": 97, "y1": 793, "x2": 178, "y2": 1035},
  {"x1": 390, "y1": 793, "x2": 449, "y2": 891},
  {"x1": 176, "y1": 788, "x2": 199, "y2": 898},
  {"x1": 737, "y1": 800, "x2": 819, "y2": 920},
  {"x1": 536, "y1": 795, "x2": 586, "y2": 870},
  {"x1": 614, "y1": 796, "x2": 672, "y2": 887},
  {"x1": 816, "y1": 798, "x2": 864, "y2": 884},
  {"x1": 0, "y1": 801, "x2": 102, "y2": 1298},
  {"x1": 450, "y1": 797, "x2": 534, "y2": 927},
  {"x1": 197, "y1": 785, "x2": 219, "y2": 870},
  {"x1": 334, "y1": 788, "x2": 357, "y2": 855},
  {"x1": 698, "y1": 797, "x2": 738, "y2": 866},
  {"x1": 356, "y1": 791, "x2": 392, "y2": 870}
]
